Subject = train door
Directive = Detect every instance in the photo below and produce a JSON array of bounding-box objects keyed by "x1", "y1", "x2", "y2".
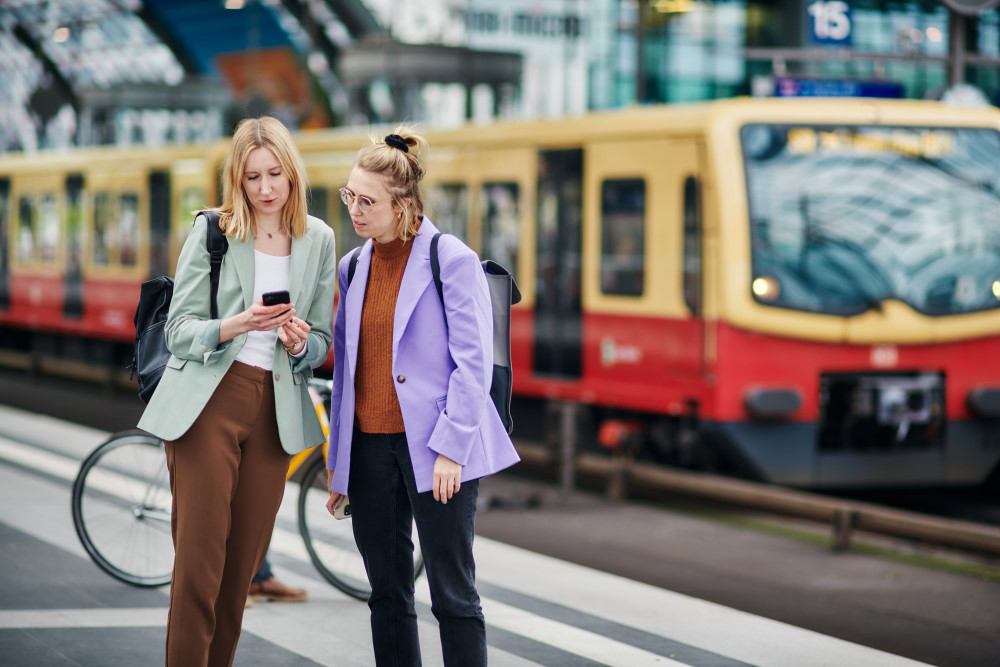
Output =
[
  {"x1": 677, "y1": 145, "x2": 707, "y2": 380},
  {"x1": 149, "y1": 172, "x2": 170, "y2": 279},
  {"x1": 63, "y1": 175, "x2": 84, "y2": 318},
  {"x1": 583, "y1": 138, "x2": 707, "y2": 407},
  {"x1": 534, "y1": 149, "x2": 583, "y2": 377},
  {"x1": 0, "y1": 178, "x2": 9, "y2": 310}
]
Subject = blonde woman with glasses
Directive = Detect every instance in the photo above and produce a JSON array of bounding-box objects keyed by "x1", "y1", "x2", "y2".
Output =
[{"x1": 324, "y1": 127, "x2": 519, "y2": 666}]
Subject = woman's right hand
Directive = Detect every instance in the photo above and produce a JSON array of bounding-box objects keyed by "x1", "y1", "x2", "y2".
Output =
[
  {"x1": 220, "y1": 300, "x2": 294, "y2": 342},
  {"x1": 325, "y1": 491, "x2": 343, "y2": 516},
  {"x1": 325, "y1": 468, "x2": 342, "y2": 516},
  {"x1": 244, "y1": 300, "x2": 294, "y2": 332}
]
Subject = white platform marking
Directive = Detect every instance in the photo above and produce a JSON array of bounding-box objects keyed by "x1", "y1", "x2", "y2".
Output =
[{"x1": 0, "y1": 408, "x2": 937, "y2": 667}]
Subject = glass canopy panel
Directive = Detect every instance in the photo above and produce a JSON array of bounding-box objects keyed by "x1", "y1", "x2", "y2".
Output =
[{"x1": 4, "y1": 0, "x2": 185, "y2": 90}]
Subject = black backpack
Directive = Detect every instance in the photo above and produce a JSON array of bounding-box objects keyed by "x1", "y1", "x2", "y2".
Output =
[
  {"x1": 130, "y1": 211, "x2": 229, "y2": 404},
  {"x1": 348, "y1": 233, "x2": 521, "y2": 433}
]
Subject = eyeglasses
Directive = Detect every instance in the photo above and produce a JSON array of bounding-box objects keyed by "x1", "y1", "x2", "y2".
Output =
[{"x1": 339, "y1": 187, "x2": 393, "y2": 214}]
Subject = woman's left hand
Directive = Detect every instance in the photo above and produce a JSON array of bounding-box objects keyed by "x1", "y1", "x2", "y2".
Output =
[
  {"x1": 432, "y1": 454, "x2": 462, "y2": 503},
  {"x1": 278, "y1": 316, "x2": 311, "y2": 354}
]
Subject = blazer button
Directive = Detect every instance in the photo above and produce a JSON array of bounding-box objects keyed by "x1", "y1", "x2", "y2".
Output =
[
  {"x1": 396, "y1": 374, "x2": 405, "y2": 383},
  {"x1": 275, "y1": 374, "x2": 280, "y2": 381}
]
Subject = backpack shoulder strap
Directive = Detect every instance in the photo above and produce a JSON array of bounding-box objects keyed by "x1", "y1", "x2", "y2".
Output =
[
  {"x1": 200, "y1": 211, "x2": 228, "y2": 320},
  {"x1": 430, "y1": 232, "x2": 444, "y2": 306},
  {"x1": 347, "y1": 245, "x2": 364, "y2": 287}
]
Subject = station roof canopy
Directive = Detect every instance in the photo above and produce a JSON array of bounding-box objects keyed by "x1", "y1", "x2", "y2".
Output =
[{"x1": 0, "y1": 0, "x2": 383, "y2": 149}]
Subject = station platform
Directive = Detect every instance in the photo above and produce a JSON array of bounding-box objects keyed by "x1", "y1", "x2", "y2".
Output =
[{"x1": 0, "y1": 403, "x2": 995, "y2": 666}]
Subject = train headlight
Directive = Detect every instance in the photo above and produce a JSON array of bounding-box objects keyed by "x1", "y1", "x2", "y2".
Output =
[
  {"x1": 752, "y1": 276, "x2": 781, "y2": 301},
  {"x1": 992, "y1": 280, "x2": 1000, "y2": 300},
  {"x1": 744, "y1": 387, "x2": 802, "y2": 419},
  {"x1": 968, "y1": 387, "x2": 1000, "y2": 419}
]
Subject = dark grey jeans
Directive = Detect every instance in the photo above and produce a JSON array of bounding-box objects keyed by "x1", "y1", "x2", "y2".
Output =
[{"x1": 349, "y1": 428, "x2": 486, "y2": 667}]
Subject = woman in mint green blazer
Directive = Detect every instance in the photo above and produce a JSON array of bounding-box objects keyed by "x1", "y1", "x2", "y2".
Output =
[{"x1": 137, "y1": 117, "x2": 336, "y2": 667}]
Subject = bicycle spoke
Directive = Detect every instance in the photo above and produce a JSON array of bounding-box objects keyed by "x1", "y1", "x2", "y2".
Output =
[
  {"x1": 297, "y1": 456, "x2": 424, "y2": 601},
  {"x1": 72, "y1": 431, "x2": 174, "y2": 587}
]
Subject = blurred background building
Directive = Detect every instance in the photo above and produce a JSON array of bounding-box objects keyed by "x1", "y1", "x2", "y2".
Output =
[{"x1": 1, "y1": 0, "x2": 999, "y2": 152}]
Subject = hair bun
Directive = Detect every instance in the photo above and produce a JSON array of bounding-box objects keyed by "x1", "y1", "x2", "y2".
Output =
[{"x1": 384, "y1": 134, "x2": 409, "y2": 153}]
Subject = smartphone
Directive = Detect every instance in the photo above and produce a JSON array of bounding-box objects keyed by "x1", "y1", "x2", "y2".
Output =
[
  {"x1": 261, "y1": 290, "x2": 291, "y2": 306},
  {"x1": 332, "y1": 494, "x2": 351, "y2": 520}
]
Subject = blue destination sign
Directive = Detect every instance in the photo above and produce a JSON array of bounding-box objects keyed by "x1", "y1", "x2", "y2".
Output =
[{"x1": 774, "y1": 77, "x2": 904, "y2": 99}]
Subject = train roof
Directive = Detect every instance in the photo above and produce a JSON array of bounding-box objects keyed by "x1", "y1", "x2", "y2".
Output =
[
  {"x1": 2, "y1": 97, "x2": 999, "y2": 173},
  {"x1": 293, "y1": 97, "x2": 1000, "y2": 150}
]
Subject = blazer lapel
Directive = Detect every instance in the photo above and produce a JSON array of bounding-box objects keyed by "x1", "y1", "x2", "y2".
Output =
[
  {"x1": 229, "y1": 234, "x2": 256, "y2": 309},
  {"x1": 392, "y1": 220, "x2": 437, "y2": 358},
  {"x1": 288, "y1": 230, "x2": 314, "y2": 307},
  {"x1": 345, "y1": 241, "x2": 372, "y2": 375}
]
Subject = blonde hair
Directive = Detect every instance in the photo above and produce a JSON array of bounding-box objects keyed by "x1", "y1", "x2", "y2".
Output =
[
  {"x1": 355, "y1": 125, "x2": 428, "y2": 242},
  {"x1": 214, "y1": 116, "x2": 308, "y2": 241}
]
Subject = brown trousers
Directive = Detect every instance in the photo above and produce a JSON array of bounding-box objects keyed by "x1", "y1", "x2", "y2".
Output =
[{"x1": 163, "y1": 361, "x2": 290, "y2": 667}]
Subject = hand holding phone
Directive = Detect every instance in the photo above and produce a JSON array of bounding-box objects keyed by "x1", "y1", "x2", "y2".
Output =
[
  {"x1": 261, "y1": 290, "x2": 291, "y2": 306},
  {"x1": 332, "y1": 494, "x2": 351, "y2": 520}
]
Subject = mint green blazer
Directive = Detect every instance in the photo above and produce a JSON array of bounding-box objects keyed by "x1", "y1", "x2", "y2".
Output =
[{"x1": 137, "y1": 213, "x2": 337, "y2": 455}]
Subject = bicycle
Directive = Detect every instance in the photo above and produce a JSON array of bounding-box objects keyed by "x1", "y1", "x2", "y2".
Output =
[{"x1": 70, "y1": 378, "x2": 425, "y2": 599}]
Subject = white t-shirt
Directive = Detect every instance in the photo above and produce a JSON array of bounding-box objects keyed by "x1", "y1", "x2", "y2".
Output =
[{"x1": 235, "y1": 250, "x2": 291, "y2": 370}]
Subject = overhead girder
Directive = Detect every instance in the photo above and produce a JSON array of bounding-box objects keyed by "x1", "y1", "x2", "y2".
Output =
[
  {"x1": 279, "y1": 0, "x2": 348, "y2": 70},
  {"x1": 325, "y1": 0, "x2": 383, "y2": 39}
]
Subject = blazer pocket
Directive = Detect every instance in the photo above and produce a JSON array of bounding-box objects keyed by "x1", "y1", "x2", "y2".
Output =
[{"x1": 166, "y1": 356, "x2": 187, "y2": 370}]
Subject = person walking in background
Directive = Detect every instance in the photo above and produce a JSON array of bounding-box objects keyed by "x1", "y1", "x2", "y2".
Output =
[
  {"x1": 138, "y1": 116, "x2": 337, "y2": 667},
  {"x1": 324, "y1": 127, "x2": 520, "y2": 666}
]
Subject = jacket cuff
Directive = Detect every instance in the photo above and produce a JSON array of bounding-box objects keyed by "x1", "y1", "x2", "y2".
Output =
[
  {"x1": 198, "y1": 321, "x2": 230, "y2": 364},
  {"x1": 426, "y1": 419, "x2": 476, "y2": 466}
]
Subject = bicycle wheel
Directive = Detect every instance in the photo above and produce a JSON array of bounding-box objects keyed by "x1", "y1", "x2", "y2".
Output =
[
  {"x1": 298, "y1": 456, "x2": 425, "y2": 601},
  {"x1": 71, "y1": 430, "x2": 173, "y2": 587}
]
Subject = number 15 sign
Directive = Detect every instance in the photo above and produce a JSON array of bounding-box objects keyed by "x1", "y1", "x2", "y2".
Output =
[{"x1": 807, "y1": 0, "x2": 853, "y2": 46}]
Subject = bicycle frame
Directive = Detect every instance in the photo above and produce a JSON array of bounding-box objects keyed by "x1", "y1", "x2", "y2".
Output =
[{"x1": 286, "y1": 378, "x2": 332, "y2": 480}]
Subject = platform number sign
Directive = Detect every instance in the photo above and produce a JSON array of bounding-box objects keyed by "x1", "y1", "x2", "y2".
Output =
[{"x1": 807, "y1": 0, "x2": 853, "y2": 46}]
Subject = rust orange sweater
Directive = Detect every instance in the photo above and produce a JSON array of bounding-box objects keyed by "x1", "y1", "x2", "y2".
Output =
[{"x1": 354, "y1": 236, "x2": 414, "y2": 433}]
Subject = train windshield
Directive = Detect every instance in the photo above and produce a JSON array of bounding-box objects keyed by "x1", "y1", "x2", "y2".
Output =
[{"x1": 741, "y1": 123, "x2": 1000, "y2": 316}]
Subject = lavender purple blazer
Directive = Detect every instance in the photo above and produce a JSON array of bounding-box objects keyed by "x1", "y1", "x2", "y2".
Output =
[{"x1": 326, "y1": 217, "x2": 520, "y2": 494}]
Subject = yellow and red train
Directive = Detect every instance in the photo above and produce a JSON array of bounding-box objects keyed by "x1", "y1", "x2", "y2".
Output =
[{"x1": 2, "y1": 97, "x2": 999, "y2": 488}]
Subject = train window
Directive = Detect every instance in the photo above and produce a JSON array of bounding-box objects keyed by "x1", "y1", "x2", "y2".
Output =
[
  {"x1": 308, "y1": 187, "x2": 328, "y2": 222},
  {"x1": 38, "y1": 194, "x2": 59, "y2": 262},
  {"x1": 177, "y1": 188, "x2": 206, "y2": 250},
  {"x1": 429, "y1": 184, "x2": 468, "y2": 240},
  {"x1": 683, "y1": 176, "x2": 702, "y2": 315},
  {"x1": 0, "y1": 180, "x2": 9, "y2": 308},
  {"x1": 66, "y1": 181, "x2": 85, "y2": 277},
  {"x1": 17, "y1": 196, "x2": 33, "y2": 263},
  {"x1": 15, "y1": 193, "x2": 59, "y2": 265},
  {"x1": 93, "y1": 192, "x2": 113, "y2": 266},
  {"x1": 480, "y1": 183, "x2": 519, "y2": 279},
  {"x1": 119, "y1": 194, "x2": 139, "y2": 266},
  {"x1": 600, "y1": 179, "x2": 645, "y2": 297}
]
